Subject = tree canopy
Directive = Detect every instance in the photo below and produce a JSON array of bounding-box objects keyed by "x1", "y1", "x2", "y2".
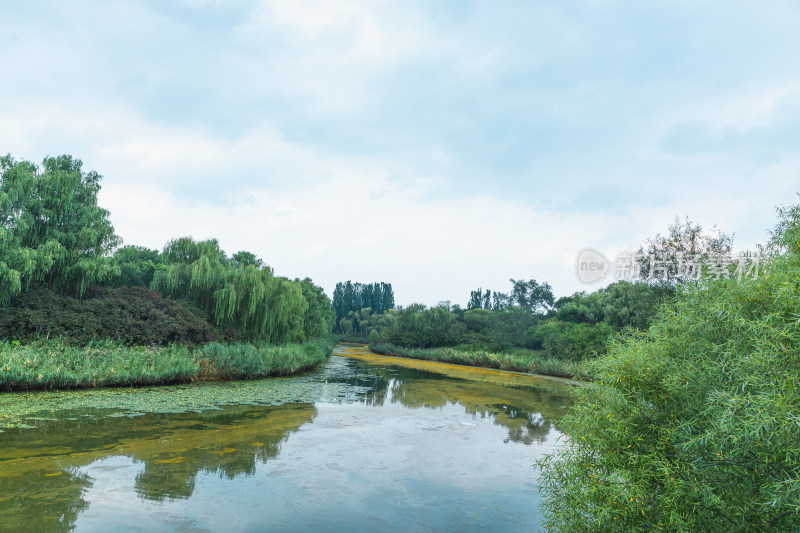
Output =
[
  {"x1": 150, "y1": 237, "x2": 331, "y2": 343},
  {"x1": 0, "y1": 154, "x2": 119, "y2": 304}
]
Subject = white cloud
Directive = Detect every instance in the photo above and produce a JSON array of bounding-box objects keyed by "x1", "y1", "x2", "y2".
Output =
[{"x1": 3, "y1": 0, "x2": 799, "y2": 306}]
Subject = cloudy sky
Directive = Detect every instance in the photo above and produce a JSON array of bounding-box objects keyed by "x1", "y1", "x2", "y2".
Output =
[{"x1": 2, "y1": 0, "x2": 798, "y2": 305}]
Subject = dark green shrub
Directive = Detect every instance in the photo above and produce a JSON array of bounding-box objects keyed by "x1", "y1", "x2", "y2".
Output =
[{"x1": 0, "y1": 287, "x2": 217, "y2": 345}]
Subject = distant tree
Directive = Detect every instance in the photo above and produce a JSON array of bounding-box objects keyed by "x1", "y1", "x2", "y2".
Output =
[
  {"x1": 331, "y1": 280, "x2": 395, "y2": 332},
  {"x1": 380, "y1": 282, "x2": 395, "y2": 312},
  {"x1": 467, "y1": 288, "x2": 484, "y2": 310},
  {"x1": 296, "y1": 277, "x2": 334, "y2": 339},
  {"x1": 491, "y1": 291, "x2": 509, "y2": 311},
  {"x1": 230, "y1": 251, "x2": 264, "y2": 269},
  {"x1": 761, "y1": 197, "x2": 800, "y2": 256},
  {"x1": 381, "y1": 303, "x2": 465, "y2": 348},
  {"x1": 509, "y1": 278, "x2": 555, "y2": 314},
  {"x1": 468, "y1": 280, "x2": 553, "y2": 314},
  {"x1": 111, "y1": 245, "x2": 161, "y2": 288},
  {"x1": 637, "y1": 216, "x2": 733, "y2": 286},
  {"x1": 601, "y1": 281, "x2": 672, "y2": 331},
  {"x1": 0, "y1": 154, "x2": 119, "y2": 304}
]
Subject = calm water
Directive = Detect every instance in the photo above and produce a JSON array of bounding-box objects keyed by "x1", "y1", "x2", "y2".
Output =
[{"x1": 0, "y1": 344, "x2": 574, "y2": 532}]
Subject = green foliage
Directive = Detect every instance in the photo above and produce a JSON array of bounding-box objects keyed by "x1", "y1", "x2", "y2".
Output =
[
  {"x1": 195, "y1": 336, "x2": 334, "y2": 380},
  {"x1": 601, "y1": 281, "x2": 672, "y2": 330},
  {"x1": 0, "y1": 336, "x2": 336, "y2": 391},
  {"x1": 230, "y1": 250, "x2": 264, "y2": 269},
  {"x1": 463, "y1": 307, "x2": 539, "y2": 351},
  {"x1": 0, "y1": 154, "x2": 119, "y2": 303},
  {"x1": 378, "y1": 304, "x2": 466, "y2": 348},
  {"x1": 297, "y1": 277, "x2": 335, "y2": 339},
  {"x1": 537, "y1": 232, "x2": 800, "y2": 529},
  {"x1": 467, "y1": 278, "x2": 555, "y2": 312},
  {"x1": 110, "y1": 245, "x2": 161, "y2": 288},
  {"x1": 762, "y1": 198, "x2": 800, "y2": 256},
  {"x1": 637, "y1": 216, "x2": 733, "y2": 286},
  {"x1": 151, "y1": 237, "x2": 325, "y2": 343},
  {"x1": 331, "y1": 281, "x2": 395, "y2": 328},
  {"x1": 0, "y1": 286, "x2": 217, "y2": 345},
  {"x1": 555, "y1": 281, "x2": 672, "y2": 331},
  {"x1": 531, "y1": 320, "x2": 614, "y2": 361},
  {"x1": 369, "y1": 342, "x2": 591, "y2": 380}
]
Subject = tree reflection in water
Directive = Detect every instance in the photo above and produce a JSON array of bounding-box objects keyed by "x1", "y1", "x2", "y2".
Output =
[{"x1": 0, "y1": 346, "x2": 575, "y2": 532}]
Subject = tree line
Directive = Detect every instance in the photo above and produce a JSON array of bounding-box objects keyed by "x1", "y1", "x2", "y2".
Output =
[
  {"x1": 331, "y1": 281, "x2": 395, "y2": 335},
  {"x1": 0, "y1": 154, "x2": 333, "y2": 344},
  {"x1": 356, "y1": 217, "x2": 738, "y2": 362}
]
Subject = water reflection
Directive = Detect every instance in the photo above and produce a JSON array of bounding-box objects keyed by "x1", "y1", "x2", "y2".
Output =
[
  {"x1": 335, "y1": 343, "x2": 574, "y2": 445},
  {"x1": 0, "y1": 404, "x2": 315, "y2": 532},
  {"x1": 0, "y1": 344, "x2": 575, "y2": 532}
]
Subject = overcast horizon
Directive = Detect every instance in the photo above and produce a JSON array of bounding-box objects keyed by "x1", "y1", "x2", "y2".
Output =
[{"x1": 2, "y1": 0, "x2": 799, "y2": 306}]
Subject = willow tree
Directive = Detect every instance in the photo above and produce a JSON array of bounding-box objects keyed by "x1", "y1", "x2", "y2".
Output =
[
  {"x1": 297, "y1": 277, "x2": 334, "y2": 339},
  {"x1": 151, "y1": 237, "x2": 312, "y2": 343},
  {"x1": 0, "y1": 154, "x2": 119, "y2": 304},
  {"x1": 537, "y1": 205, "x2": 800, "y2": 530}
]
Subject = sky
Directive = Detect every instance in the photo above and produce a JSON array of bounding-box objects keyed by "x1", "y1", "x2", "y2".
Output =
[{"x1": 1, "y1": 0, "x2": 799, "y2": 306}]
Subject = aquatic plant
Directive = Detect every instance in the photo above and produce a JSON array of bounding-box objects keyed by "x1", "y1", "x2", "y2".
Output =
[
  {"x1": 0, "y1": 336, "x2": 336, "y2": 392},
  {"x1": 368, "y1": 342, "x2": 592, "y2": 380}
]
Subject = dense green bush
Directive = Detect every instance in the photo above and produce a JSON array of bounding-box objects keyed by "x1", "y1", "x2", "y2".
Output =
[
  {"x1": 537, "y1": 225, "x2": 800, "y2": 529},
  {"x1": 380, "y1": 304, "x2": 466, "y2": 348},
  {"x1": 0, "y1": 287, "x2": 217, "y2": 345},
  {"x1": 531, "y1": 319, "x2": 614, "y2": 360}
]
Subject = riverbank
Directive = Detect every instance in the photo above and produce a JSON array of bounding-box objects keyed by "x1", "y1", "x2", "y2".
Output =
[
  {"x1": 368, "y1": 342, "x2": 593, "y2": 380},
  {"x1": 0, "y1": 336, "x2": 337, "y2": 391}
]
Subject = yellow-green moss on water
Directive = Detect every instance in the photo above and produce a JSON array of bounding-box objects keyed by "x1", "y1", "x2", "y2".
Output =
[{"x1": 368, "y1": 341, "x2": 593, "y2": 380}]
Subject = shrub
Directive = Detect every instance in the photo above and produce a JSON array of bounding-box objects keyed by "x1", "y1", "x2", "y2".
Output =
[
  {"x1": 537, "y1": 250, "x2": 800, "y2": 530},
  {"x1": 0, "y1": 287, "x2": 217, "y2": 345}
]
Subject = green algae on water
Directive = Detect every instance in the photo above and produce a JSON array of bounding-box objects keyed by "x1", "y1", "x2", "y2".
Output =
[{"x1": 0, "y1": 357, "x2": 370, "y2": 431}]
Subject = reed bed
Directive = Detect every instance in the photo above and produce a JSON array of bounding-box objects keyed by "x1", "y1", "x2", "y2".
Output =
[{"x1": 0, "y1": 336, "x2": 336, "y2": 391}]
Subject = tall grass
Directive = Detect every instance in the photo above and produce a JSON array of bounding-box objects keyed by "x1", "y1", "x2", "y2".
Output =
[
  {"x1": 0, "y1": 336, "x2": 336, "y2": 391},
  {"x1": 368, "y1": 342, "x2": 592, "y2": 380}
]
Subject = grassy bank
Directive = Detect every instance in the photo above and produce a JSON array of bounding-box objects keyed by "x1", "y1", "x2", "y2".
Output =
[
  {"x1": 0, "y1": 336, "x2": 337, "y2": 391},
  {"x1": 369, "y1": 342, "x2": 592, "y2": 380}
]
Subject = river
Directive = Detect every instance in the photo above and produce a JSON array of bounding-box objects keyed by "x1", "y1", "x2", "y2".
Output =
[{"x1": 0, "y1": 343, "x2": 574, "y2": 532}]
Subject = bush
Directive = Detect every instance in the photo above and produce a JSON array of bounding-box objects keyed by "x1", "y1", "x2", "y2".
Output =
[
  {"x1": 537, "y1": 250, "x2": 800, "y2": 530},
  {"x1": 381, "y1": 304, "x2": 466, "y2": 348},
  {"x1": 530, "y1": 319, "x2": 613, "y2": 360},
  {"x1": 0, "y1": 287, "x2": 217, "y2": 345}
]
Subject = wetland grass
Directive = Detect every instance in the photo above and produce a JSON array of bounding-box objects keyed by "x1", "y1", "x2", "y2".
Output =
[
  {"x1": 368, "y1": 342, "x2": 592, "y2": 380},
  {"x1": 0, "y1": 336, "x2": 336, "y2": 391}
]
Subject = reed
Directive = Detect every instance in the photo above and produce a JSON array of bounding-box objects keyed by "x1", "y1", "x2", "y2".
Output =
[{"x1": 0, "y1": 336, "x2": 336, "y2": 391}]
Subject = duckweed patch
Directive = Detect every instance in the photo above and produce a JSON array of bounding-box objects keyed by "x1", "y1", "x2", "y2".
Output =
[{"x1": 0, "y1": 356, "x2": 370, "y2": 431}]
